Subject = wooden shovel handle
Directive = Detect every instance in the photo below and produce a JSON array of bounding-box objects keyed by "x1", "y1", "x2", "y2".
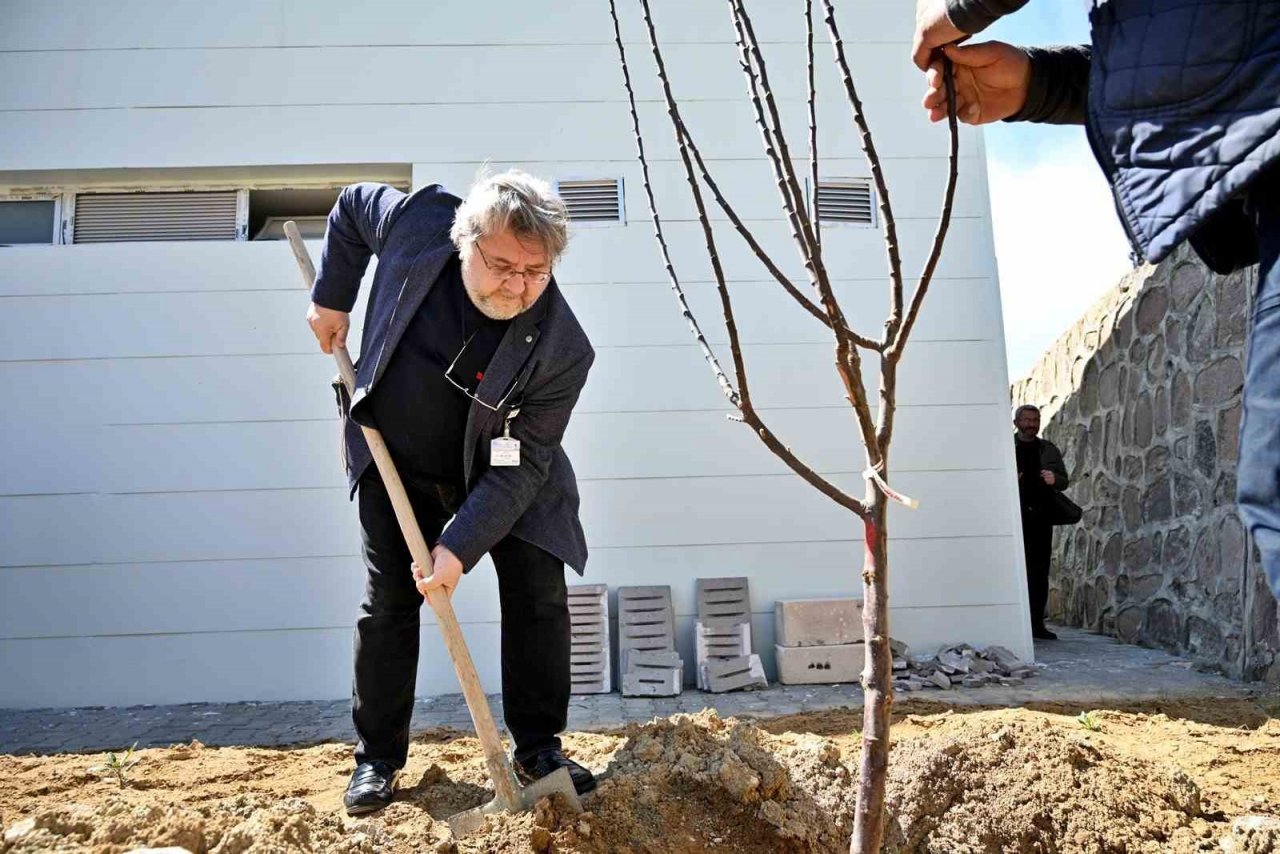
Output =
[{"x1": 284, "y1": 221, "x2": 522, "y2": 809}]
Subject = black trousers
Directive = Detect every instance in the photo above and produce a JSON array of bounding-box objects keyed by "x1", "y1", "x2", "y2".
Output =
[
  {"x1": 352, "y1": 469, "x2": 570, "y2": 769},
  {"x1": 1021, "y1": 513, "x2": 1053, "y2": 629}
]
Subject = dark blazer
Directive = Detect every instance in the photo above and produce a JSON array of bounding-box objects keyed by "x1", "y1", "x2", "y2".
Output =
[{"x1": 311, "y1": 182, "x2": 595, "y2": 574}]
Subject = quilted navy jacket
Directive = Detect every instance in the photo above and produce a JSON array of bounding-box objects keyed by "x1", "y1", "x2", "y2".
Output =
[{"x1": 948, "y1": 0, "x2": 1280, "y2": 272}]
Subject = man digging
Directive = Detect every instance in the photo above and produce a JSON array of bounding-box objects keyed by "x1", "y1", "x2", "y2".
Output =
[{"x1": 305, "y1": 171, "x2": 597, "y2": 815}]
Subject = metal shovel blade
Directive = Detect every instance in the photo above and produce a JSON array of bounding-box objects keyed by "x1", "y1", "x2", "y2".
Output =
[{"x1": 446, "y1": 766, "x2": 583, "y2": 838}]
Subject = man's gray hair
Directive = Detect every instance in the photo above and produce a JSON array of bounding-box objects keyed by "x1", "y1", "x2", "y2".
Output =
[
  {"x1": 449, "y1": 169, "x2": 570, "y2": 262},
  {"x1": 1014, "y1": 404, "x2": 1040, "y2": 421}
]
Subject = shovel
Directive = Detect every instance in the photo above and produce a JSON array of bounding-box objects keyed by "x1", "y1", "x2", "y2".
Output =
[{"x1": 283, "y1": 221, "x2": 582, "y2": 837}]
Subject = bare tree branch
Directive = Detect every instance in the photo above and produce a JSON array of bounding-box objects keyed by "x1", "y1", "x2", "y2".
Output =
[
  {"x1": 820, "y1": 0, "x2": 904, "y2": 340},
  {"x1": 728, "y1": 0, "x2": 884, "y2": 461},
  {"x1": 878, "y1": 60, "x2": 959, "y2": 451},
  {"x1": 606, "y1": 0, "x2": 740, "y2": 408},
  {"x1": 886, "y1": 58, "x2": 960, "y2": 360},
  {"x1": 674, "y1": 120, "x2": 837, "y2": 332},
  {"x1": 740, "y1": 407, "x2": 868, "y2": 516},
  {"x1": 806, "y1": 0, "x2": 821, "y2": 253},
  {"x1": 728, "y1": 0, "x2": 829, "y2": 303},
  {"x1": 612, "y1": 0, "x2": 869, "y2": 518}
]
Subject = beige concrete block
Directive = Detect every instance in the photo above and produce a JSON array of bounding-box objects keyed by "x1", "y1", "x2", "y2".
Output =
[
  {"x1": 774, "y1": 598, "x2": 863, "y2": 647},
  {"x1": 775, "y1": 642, "x2": 865, "y2": 685}
]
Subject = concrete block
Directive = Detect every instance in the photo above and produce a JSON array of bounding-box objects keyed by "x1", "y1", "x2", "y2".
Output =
[
  {"x1": 622, "y1": 669, "x2": 682, "y2": 697},
  {"x1": 695, "y1": 621, "x2": 752, "y2": 662},
  {"x1": 696, "y1": 577, "x2": 751, "y2": 623},
  {"x1": 570, "y1": 675, "x2": 610, "y2": 694},
  {"x1": 699, "y1": 655, "x2": 768, "y2": 693},
  {"x1": 568, "y1": 584, "x2": 611, "y2": 695},
  {"x1": 621, "y1": 649, "x2": 682, "y2": 673},
  {"x1": 617, "y1": 585, "x2": 675, "y2": 656},
  {"x1": 774, "y1": 642, "x2": 865, "y2": 685},
  {"x1": 774, "y1": 598, "x2": 863, "y2": 647}
]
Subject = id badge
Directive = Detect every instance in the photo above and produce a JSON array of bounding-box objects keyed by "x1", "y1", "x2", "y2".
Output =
[
  {"x1": 491, "y1": 437, "x2": 521, "y2": 467},
  {"x1": 491, "y1": 408, "x2": 521, "y2": 466}
]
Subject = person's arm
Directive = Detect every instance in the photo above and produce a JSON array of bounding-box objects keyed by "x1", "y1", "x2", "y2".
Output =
[
  {"x1": 312, "y1": 183, "x2": 407, "y2": 311},
  {"x1": 436, "y1": 349, "x2": 595, "y2": 572},
  {"x1": 1043, "y1": 442, "x2": 1070, "y2": 491},
  {"x1": 913, "y1": 0, "x2": 1029, "y2": 69},
  {"x1": 946, "y1": 0, "x2": 1030, "y2": 35},
  {"x1": 305, "y1": 182, "x2": 407, "y2": 354},
  {"x1": 1007, "y1": 44, "x2": 1091, "y2": 125}
]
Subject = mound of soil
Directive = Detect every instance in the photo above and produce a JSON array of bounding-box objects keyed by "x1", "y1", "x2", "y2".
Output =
[
  {"x1": 883, "y1": 710, "x2": 1208, "y2": 853},
  {"x1": 495, "y1": 709, "x2": 856, "y2": 853}
]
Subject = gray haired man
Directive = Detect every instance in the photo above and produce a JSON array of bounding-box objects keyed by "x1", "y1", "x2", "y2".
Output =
[{"x1": 306, "y1": 171, "x2": 596, "y2": 814}]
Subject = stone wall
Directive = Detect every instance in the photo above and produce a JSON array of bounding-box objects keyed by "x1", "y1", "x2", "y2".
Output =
[{"x1": 1012, "y1": 244, "x2": 1280, "y2": 682}]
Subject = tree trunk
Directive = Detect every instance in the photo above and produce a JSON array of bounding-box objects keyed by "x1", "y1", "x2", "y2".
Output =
[{"x1": 851, "y1": 496, "x2": 892, "y2": 853}]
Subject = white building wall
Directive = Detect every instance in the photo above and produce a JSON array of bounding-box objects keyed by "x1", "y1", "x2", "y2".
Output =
[{"x1": 0, "y1": 0, "x2": 1031, "y2": 707}]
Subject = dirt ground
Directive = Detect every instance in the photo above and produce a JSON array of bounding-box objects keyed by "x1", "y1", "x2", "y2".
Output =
[{"x1": 2, "y1": 698, "x2": 1278, "y2": 853}]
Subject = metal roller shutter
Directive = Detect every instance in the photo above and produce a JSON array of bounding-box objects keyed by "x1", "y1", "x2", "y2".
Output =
[{"x1": 73, "y1": 191, "x2": 239, "y2": 243}]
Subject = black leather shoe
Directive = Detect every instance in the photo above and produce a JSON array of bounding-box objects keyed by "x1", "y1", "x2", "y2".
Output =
[
  {"x1": 1032, "y1": 626, "x2": 1059, "y2": 640},
  {"x1": 343, "y1": 760, "x2": 398, "y2": 815},
  {"x1": 515, "y1": 748, "x2": 597, "y2": 796}
]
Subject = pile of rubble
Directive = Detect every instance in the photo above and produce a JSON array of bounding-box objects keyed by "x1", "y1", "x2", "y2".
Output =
[{"x1": 890, "y1": 641, "x2": 1038, "y2": 692}]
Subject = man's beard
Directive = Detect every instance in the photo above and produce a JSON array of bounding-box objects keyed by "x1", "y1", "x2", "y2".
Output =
[{"x1": 464, "y1": 280, "x2": 526, "y2": 321}]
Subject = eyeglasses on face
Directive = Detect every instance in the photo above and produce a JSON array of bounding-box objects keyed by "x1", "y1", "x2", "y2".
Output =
[{"x1": 473, "y1": 240, "x2": 552, "y2": 288}]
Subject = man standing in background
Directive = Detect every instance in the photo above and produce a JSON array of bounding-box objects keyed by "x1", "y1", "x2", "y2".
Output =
[{"x1": 1014, "y1": 404, "x2": 1069, "y2": 640}]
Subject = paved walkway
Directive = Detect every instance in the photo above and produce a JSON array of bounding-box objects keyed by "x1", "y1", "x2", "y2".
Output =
[{"x1": 0, "y1": 628, "x2": 1268, "y2": 755}]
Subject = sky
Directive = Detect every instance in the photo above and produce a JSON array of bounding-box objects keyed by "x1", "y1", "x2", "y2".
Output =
[{"x1": 975, "y1": 3, "x2": 1133, "y2": 380}]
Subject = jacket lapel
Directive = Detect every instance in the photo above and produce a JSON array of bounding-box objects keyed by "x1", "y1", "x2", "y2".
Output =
[{"x1": 462, "y1": 280, "x2": 555, "y2": 481}]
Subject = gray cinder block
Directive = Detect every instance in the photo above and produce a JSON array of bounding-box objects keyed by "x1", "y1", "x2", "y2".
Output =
[
  {"x1": 568, "y1": 583, "x2": 611, "y2": 695},
  {"x1": 774, "y1": 642, "x2": 865, "y2": 685},
  {"x1": 695, "y1": 621, "x2": 752, "y2": 662},
  {"x1": 699, "y1": 654, "x2": 768, "y2": 693},
  {"x1": 621, "y1": 669, "x2": 682, "y2": 697},
  {"x1": 696, "y1": 577, "x2": 751, "y2": 624},
  {"x1": 774, "y1": 598, "x2": 863, "y2": 647}
]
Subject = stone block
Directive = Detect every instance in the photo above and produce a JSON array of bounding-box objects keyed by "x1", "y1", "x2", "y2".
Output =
[
  {"x1": 568, "y1": 584, "x2": 611, "y2": 695},
  {"x1": 696, "y1": 577, "x2": 751, "y2": 623},
  {"x1": 775, "y1": 643, "x2": 864, "y2": 685},
  {"x1": 774, "y1": 598, "x2": 862, "y2": 647},
  {"x1": 570, "y1": 675, "x2": 610, "y2": 694},
  {"x1": 700, "y1": 655, "x2": 768, "y2": 692},
  {"x1": 621, "y1": 669, "x2": 682, "y2": 697},
  {"x1": 695, "y1": 621, "x2": 751, "y2": 662},
  {"x1": 621, "y1": 649, "x2": 682, "y2": 673},
  {"x1": 617, "y1": 585, "x2": 675, "y2": 657}
]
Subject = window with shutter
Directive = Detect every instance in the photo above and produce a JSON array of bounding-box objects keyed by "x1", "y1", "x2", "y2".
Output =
[
  {"x1": 72, "y1": 191, "x2": 239, "y2": 243},
  {"x1": 815, "y1": 179, "x2": 876, "y2": 226},
  {"x1": 556, "y1": 178, "x2": 624, "y2": 223}
]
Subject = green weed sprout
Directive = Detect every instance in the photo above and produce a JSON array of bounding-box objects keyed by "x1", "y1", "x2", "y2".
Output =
[
  {"x1": 88, "y1": 742, "x2": 141, "y2": 788},
  {"x1": 1076, "y1": 711, "x2": 1103, "y2": 732}
]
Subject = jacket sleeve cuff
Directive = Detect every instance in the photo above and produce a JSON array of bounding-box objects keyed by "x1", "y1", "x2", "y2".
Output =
[
  {"x1": 1006, "y1": 45, "x2": 1091, "y2": 125},
  {"x1": 946, "y1": 0, "x2": 1030, "y2": 35},
  {"x1": 437, "y1": 525, "x2": 486, "y2": 574},
  {"x1": 310, "y1": 278, "x2": 359, "y2": 313}
]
